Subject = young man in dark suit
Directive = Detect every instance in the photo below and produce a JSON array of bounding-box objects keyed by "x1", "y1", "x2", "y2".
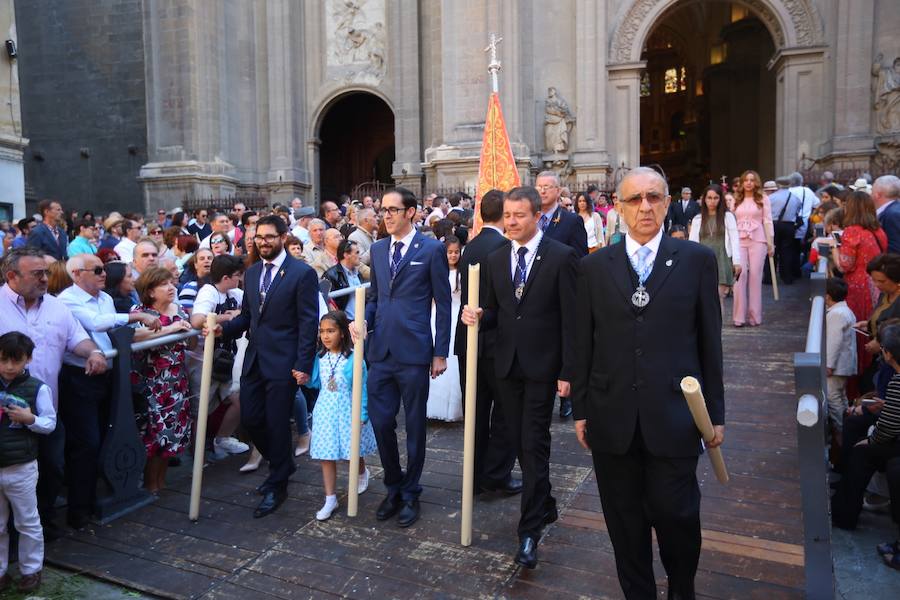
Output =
[
  {"x1": 214, "y1": 215, "x2": 320, "y2": 518},
  {"x1": 667, "y1": 186, "x2": 700, "y2": 230},
  {"x1": 462, "y1": 185, "x2": 577, "y2": 569},
  {"x1": 534, "y1": 171, "x2": 586, "y2": 419},
  {"x1": 26, "y1": 199, "x2": 67, "y2": 260},
  {"x1": 454, "y1": 189, "x2": 520, "y2": 496},
  {"x1": 361, "y1": 187, "x2": 451, "y2": 528},
  {"x1": 572, "y1": 167, "x2": 725, "y2": 600}
]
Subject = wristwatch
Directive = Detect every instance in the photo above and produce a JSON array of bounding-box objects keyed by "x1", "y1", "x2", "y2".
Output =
[{"x1": 90, "y1": 349, "x2": 104, "y2": 355}]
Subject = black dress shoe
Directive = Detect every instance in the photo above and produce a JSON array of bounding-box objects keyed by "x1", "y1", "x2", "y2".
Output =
[
  {"x1": 41, "y1": 521, "x2": 64, "y2": 543},
  {"x1": 667, "y1": 584, "x2": 695, "y2": 600},
  {"x1": 515, "y1": 536, "x2": 538, "y2": 569},
  {"x1": 256, "y1": 482, "x2": 274, "y2": 495},
  {"x1": 481, "y1": 478, "x2": 524, "y2": 496},
  {"x1": 397, "y1": 499, "x2": 420, "y2": 528},
  {"x1": 376, "y1": 495, "x2": 402, "y2": 521},
  {"x1": 66, "y1": 511, "x2": 91, "y2": 530},
  {"x1": 542, "y1": 506, "x2": 559, "y2": 526},
  {"x1": 253, "y1": 488, "x2": 287, "y2": 518},
  {"x1": 559, "y1": 397, "x2": 573, "y2": 419}
]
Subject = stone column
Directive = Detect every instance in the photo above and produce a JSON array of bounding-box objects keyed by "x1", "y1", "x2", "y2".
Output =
[
  {"x1": 771, "y1": 47, "x2": 827, "y2": 175},
  {"x1": 829, "y1": 0, "x2": 876, "y2": 158},
  {"x1": 389, "y1": 0, "x2": 423, "y2": 194},
  {"x1": 570, "y1": 0, "x2": 609, "y2": 186},
  {"x1": 0, "y1": 2, "x2": 27, "y2": 220},
  {"x1": 606, "y1": 62, "x2": 645, "y2": 172}
]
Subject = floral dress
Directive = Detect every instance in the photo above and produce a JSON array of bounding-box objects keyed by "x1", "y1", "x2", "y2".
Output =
[{"x1": 131, "y1": 305, "x2": 192, "y2": 457}]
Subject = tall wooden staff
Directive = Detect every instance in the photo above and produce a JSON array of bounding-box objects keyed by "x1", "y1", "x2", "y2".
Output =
[
  {"x1": 347, "y1": 287, "x2": 366, "y2": 516},
  {"x1": 189, "y1": 313, "x2": 217, "y2": 521},
  {"x1": 765, "y1": 231, "x2": 779, "y2": 301},
  {"x1": 680, "y1": 376, "x2": 729, "y2": 484},
  {"x1": 461, "y1": 264, "x2": 480, "y2": 546}
]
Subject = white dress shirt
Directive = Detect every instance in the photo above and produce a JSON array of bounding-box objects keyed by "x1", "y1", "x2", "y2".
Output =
[
  {"x1": 259, "y1": 248, "x2": 288, "y2": 294},
  {"x1": 390, "y1": 227, "x2": 417, "y2": 261},
  {"x1": 114, "y1": 238, "x2": 137, "y2": 264},
  {"x1": 625, "y1": 228, "x2": 664, "y2": 276},
  {"x1": 58, "y1": 284, "x2": 129, "y2": 368},
  {"x1": 509, "y1": 230, "x2": 543, "y2": 282}
]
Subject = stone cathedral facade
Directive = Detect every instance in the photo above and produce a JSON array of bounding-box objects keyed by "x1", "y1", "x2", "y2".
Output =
[{"x1": 13, "y1": 0, "x2": 900, "y2": 214}]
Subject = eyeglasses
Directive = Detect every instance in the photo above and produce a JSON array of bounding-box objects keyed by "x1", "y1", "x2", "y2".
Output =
[
  {"x1": 75, "y1": 266, "x2": 106, "y2": 276},
  {"x1": 127, "y1": 225, "x2": 141, "y2": 230},
  {"x1": 621, "y1": 192, "x2": 666, "y2": 207},
  {"x1": 536, "y1": 185, "x2": 558, "y2": 191},
  {"x1": 19, "y1": 269, "x2": 49, "y2": 279},
  {"x1": 157, "y1": 210, "x2": 166, "y2": 215},
  {"x1": 149, "y1": 229, "x2": 163, "y2": 235},
  {"x1": 378, "y1": 206, "x2": 407, "y2": 217},
  {"x1": 253, "y1": 234, "x2": 281, "y2": 243},
  {"x1": 210, "y1": 237, "x2": 226, "y2": 244}
]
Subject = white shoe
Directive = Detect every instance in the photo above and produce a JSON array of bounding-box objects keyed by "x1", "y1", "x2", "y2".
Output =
[
  {"x1": 215, "y1": 437, "x2": 250, "y2": 455},
  {"x1": 316, "y1": 497, "x2": 339, "y2": 521},
  {"x1": 239, "y1": 448, "x2": 263, "y2": 473},
  {"x1": 294, "y1": 432, "x2": 311, "y2": 457},
  {"x1": 357, "y1": 467, "x2": 370, "y2": 494}
]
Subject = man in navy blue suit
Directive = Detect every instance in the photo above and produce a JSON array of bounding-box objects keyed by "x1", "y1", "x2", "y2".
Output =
[
  {"x1": 27, "y1": 199, "x2": 68, "y2": 260},
  {"x1": 535, "y1": 171, "x2": 586, "y2": 419},
  {"x1": 214, "y1": 215, "x2": 319, "y2": 518},
  {"x1": 874, "y1": 175, "x2": 900, "y2": 253},
  {"x1": 359, "y1": 187, "x2": 451, "y2": 527}
]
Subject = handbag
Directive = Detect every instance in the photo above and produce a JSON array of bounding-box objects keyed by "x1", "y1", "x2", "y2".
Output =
[
  {"x1": 793, "y1": 190, "x2": 806, "y2": 230},
  {"x1": 609, "y1": 215, "x2": 624, "y2": 245},
  {"x1": 209, "y1": 292, "x2": 239, "y2": 382}
]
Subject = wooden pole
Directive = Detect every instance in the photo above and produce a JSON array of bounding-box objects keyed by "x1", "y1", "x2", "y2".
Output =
[
  {"x1": 461, "y1": 264, "x2": 480, "y2": 546},
  {"x1": 680, "y1": 377, "x2": 729, "y2": 484},
  {"x1": 347, "y1": 287, "x2": 366, "y2": 517},
  {"x1": 765, "y1": 230, "x2": 779, "y2": 301},
  {"x1": 189, "y1": 313, "x2": 217, "y2": 521}
]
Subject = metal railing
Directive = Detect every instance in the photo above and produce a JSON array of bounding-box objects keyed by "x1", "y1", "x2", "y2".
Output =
[
  {"x1": 793, "y1": 250, "x2": 834, "y2": 598},
  {"x1": 93, "y1": 283, "x2": 371, "y2": 523}
]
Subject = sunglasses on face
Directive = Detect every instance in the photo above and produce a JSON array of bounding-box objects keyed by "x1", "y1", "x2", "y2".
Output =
[{"x1": 75, "y1": 266, "x2": 106, "y2": 276}]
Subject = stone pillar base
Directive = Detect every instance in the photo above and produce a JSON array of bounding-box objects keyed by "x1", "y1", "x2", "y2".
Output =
[
  {"x1": 139, "y1": 160, "x2": 240, "y2": 212},
  {"x1": 422, "y1": 141, "x2": 531, "y2": 194},
  {"x1": 266, "y1": 181, "x2": 312, "y2": 208}
]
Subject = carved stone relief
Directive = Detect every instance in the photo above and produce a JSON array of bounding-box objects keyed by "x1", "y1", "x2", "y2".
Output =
[
  {"x1": 326, "y1": 0, "x2": 386, "y2": 84},
  {"x1": 872, "y1": 54, "x2": 900, "y2": 134},
  {"x1": 544, "y1": 87, "x2": 575, "y2": 154}
]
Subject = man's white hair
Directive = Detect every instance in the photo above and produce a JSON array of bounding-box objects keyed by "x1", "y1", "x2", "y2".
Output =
[
  {"x1": 65, "y1": 255, "x2": 86, "y2": 277},
  {"x1": 616, "y1": 167, "x2": 669, "y2": 199},
  {"x1": 873, "y1": 175, "x2": 900, "y2": 199},
  {"x1": 535, "y1": 171, "x2": 561, "y2": 186}
]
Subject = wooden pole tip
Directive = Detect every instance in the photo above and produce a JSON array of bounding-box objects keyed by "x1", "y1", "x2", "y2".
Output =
[{"x1": 680, "y1": 376, "x2": 700, "y2": 393}]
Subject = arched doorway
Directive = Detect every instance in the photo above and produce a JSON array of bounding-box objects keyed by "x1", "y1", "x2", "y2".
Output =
[
  {"x1": 318, "y1": 92, "x2": 395, "y2": 202},
  {"x1": 639, "y1": 2, "x2": 776, "y2": 191}
]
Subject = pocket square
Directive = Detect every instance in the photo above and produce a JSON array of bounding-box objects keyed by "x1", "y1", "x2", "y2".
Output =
[{"x1": 410, "y1": 261, "x2": 424, "y2": 266}]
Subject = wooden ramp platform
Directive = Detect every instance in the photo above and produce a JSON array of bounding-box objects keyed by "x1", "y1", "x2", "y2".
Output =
[{"x1": 46, "y1": 283, "x2": 809, "y2": 599}]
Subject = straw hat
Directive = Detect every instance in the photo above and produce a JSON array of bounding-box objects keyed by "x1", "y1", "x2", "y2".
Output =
[{"x1": 848, "y1": 178, "x2": 872, "y2": 194}]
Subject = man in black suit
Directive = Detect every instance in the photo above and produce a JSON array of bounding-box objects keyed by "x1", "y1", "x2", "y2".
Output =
[
  {"x1": 454, "y1": 190, "x2": 520, "y2": 496},
  {"x1": 534, "y1": 171, "x2": 586, "y2": 419},
  {"x1": 462, "y1": 185, "x2": 577, "y2": 569},
  {"x1": 214, "y1": 215, "x2": 320, "y2": 518},
  {"x1": 27, "y1": 199, "x2": 67, "y2": 260},
  {"x1": 572, "y1": 167, "x2": 725, "y2": 600},
  {"x1": 666, "y1": 186, "x2": 700, "y2": 231}
]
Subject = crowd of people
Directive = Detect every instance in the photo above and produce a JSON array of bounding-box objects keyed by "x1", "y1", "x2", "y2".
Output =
[{"x1": 0, "y1": 166, "x2": 898, "y2": 594}]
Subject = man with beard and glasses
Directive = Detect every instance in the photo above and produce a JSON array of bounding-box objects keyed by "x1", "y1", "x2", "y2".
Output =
[{"x1": 209, "y1": 215, "x2": 319, "y2": 518}]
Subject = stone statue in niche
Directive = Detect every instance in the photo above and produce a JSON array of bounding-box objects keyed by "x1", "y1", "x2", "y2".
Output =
[
  {"x1": 872, "y1": 53, "x2": 900, "y2": 134},
  {"x1": 544, "y1": 87, "x2": 575, "y2": 154},
  {"x1": 328, "y1": 0, "x2": 386, "y2": 83}
]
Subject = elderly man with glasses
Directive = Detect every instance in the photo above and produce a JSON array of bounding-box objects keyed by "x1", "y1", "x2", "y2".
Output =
[
  {"x1": 0, "y1": 248, "x2": 109, "y2": 540},
  {"x1": 57, "y1": 254, "x2": 161, "y2": 529}
]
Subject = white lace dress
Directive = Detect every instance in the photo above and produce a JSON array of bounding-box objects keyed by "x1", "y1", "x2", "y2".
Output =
[{"x1": 426, "y1": 269, "x2": 463, "y2": 421}]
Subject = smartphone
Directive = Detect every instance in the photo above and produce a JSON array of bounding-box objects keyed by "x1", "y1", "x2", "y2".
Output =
[
  {"x1": 861, "y1": 398, "x2": 881, "y2": 406},
  {"x1": 832, "y1": 231, "x2": 843, "y2": 245}
]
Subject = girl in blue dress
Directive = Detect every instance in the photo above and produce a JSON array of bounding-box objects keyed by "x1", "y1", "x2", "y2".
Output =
[{"x1": 309, "y1": 311, "x2": 378, "y2": 521}]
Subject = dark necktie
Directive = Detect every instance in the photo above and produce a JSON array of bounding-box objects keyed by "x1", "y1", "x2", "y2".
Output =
[
  {"x1": 514, "y1": 246, "x2": 528, "y2": 301},
  {"x1": 261, "y1": 263, "x2": 274, "y2": 299},
  {"x1": 539, "y1": 214, "x2": 550, "y2": 232},
  {"x1": 390, "y1": 241, "x2": 404, "y2": 279}
]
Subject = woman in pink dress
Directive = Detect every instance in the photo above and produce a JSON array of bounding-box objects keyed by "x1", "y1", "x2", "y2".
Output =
[
  {"x1": 837, "y1": 191, "x2": 888, "y2": 376},
  {"x1": 732, "y1": 170, "x2": 774, "y2": 326}
]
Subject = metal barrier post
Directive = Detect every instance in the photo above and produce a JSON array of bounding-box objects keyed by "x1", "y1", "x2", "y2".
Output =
[
  {"x1": 95, "y1": 326, "x2": 155, "y2": 523},
  {"x1": 793, "y1": 277, "x2": 834, "y2": 599}
]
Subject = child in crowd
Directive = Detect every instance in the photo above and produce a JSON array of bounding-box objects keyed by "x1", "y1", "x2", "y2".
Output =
[
  {"x1": 0, "y1": 332, "x2": 57, "y2": 594},
  {"x1": 825, "y1": 278, "x2": 857, "y2": 434},
  {"x1": 669, "y1": 224, "x2": 687, "y2": 240},
  {"x1": 309, "y1": 311, "x2": 377, "y2": 521}
]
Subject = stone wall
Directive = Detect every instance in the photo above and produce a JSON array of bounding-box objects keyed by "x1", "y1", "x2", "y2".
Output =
[
  {"x1": 15, "y1": 0, "x2": 147, "y2": 216},
  {"x1": 0, "y1": 1, "x2": 26, "y2": 221}
]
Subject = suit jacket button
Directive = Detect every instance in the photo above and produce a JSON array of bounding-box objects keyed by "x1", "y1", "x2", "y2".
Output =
[
  {"x1": 631, "y1": 384, "x2": 638, "y2": 391},
  {"x1": 635, "y1": 348, "x2": 643, "y2": 356},
  {"x1": 636, "y1": 316, "x2": 644, "y2": 323},
  {"x1": 516, "y1": 316, "x2": 521, "y2": 320}
]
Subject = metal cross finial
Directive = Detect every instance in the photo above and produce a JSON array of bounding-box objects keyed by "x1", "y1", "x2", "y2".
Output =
[{"x1": 484, "y1": 33, "x2": 503, "y2": 93}]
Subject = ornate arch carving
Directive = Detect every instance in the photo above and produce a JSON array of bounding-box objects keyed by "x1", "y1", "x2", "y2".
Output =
[{"x1": 609, "y1": 0, "x2": 824, "y2": 65}]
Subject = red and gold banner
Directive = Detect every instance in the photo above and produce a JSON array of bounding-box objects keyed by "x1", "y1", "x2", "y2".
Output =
[{"x1": 473, "y1": 92, "x2": 519, "y2": 235}]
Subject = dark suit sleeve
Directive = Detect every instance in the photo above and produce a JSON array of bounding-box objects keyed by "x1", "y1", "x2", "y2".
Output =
[
  {"x1": 480, "y1": 255, "x2": 499, "y2": 332},
  {"x1": 294, "y1": 267, "x2": 320, "y2": 375},
  {"x1": 365, "y1": 245, "x2": 378, "y2": 328},
  {"x1": 570, "y1": 218, "x2": 588, "y2": 257},
  {"x1": 431, "y1": 243, "x2": 452, "y2": 358},
  {"x1": 697, "y1": 250, "x2": 725, "y2": 425},
  {"x1": 557, "y1": 248, "x2": 579, "y2": 382},
  {"x1": 221, "y1": 287, "x2": 251, "y2": 339},
  {"x1": 572, "y1": 258, "x2": 593, "y2": 420}
]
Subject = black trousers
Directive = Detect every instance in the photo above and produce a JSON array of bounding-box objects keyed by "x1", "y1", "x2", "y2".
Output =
[
  {"x1": 773, "y1": 222, "x2": 798, "y2": 284},
  {"x1": 36, "y1": 420, "x2": 65, "y2": 525},
  {"x1": 593, "y1": 427, "x2": 701, "y2": 600},
  {"x1": 59, "y1": 365, "x2": 111, "y2": 518},
  {"x1": 887, "y1": 457, "x2": 900, "y2": 532},
  {"x1": 841, "y1": 411, "x2": 878, "y2": 473},
  {"x1": 833, "y1": 439, "x2": 900, "y2": 529},
  {"x1": 458, "y1": 353, "x2": 516, "y2": 488},
  {"x1": 497, "y1": 359, "x2": 556, "y2": 539},
  {"x1": 239, "y1": 363, "x2": 297, "y2": 490}
]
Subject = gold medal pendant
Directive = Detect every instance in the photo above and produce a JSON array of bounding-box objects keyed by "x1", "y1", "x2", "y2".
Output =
[
  {"x1": 515, "y1": 283, "x2": 525, "y2": 301},
  {"x1": 631, "y1": 285, "x2": 650, "y2": 308}
]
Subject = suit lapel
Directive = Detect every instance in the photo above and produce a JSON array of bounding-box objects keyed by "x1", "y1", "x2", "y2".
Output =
[
  {"x1": 544, "y1": 206, "x2": 562, "y2": 235},
  {"x1": 391, "y1": 232, "x2": 425, "y2": 282},
  {"x1": 607, "y1": 242, "x2": 639, "y2": 313},
  {"x1": 260, "y1": 256, "x2": 292, "y2": 315},
  {"x1": 519, "y1": 236, "x2": 548, "y2": 303},
  {"x1": 643, "y1": 235, "x2": 679, "y2": 308}
]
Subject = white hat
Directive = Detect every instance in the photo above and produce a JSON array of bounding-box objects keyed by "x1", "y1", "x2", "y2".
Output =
[
  {"x1": 848, "y1": 178, "x2": 872, "y2": 193},
  {"x1": 763, "y1": 180, "x2": 777, "y2": 192}
]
